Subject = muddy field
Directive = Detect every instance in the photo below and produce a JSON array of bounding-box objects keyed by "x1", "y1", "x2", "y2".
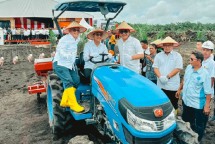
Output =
[{"x1": 0, "y1": 43, "x2": 214, "y2": 144}]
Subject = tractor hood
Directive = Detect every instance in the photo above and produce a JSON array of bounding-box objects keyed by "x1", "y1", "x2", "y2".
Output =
[{"x1": 92, "y1": 64, "x2": 170, "y2": 107}]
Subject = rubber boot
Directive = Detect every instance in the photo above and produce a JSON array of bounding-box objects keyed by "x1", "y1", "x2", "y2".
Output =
[
  {"x1": 60, "y1": 89, "x2": 69, "y2": 107},
  {"x1": 67, "y1": 87, "x2": 85, "y2": 113}
]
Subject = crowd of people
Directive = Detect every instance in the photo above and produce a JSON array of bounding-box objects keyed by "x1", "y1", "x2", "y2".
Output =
[
  {"x1": 52, "y1": 21, "x2": 215, "y2": 142},
  {"x1": 3, "y1": 27, "x2": 61, "y2": 41}
]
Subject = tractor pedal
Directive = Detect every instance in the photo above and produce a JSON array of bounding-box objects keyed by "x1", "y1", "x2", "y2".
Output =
[
  {"x1": 79, "y1": 100, "x2": 91, "y2": 113},
  {"x1": 85, "y1": 119, "x2": 97, "y2": 125}
]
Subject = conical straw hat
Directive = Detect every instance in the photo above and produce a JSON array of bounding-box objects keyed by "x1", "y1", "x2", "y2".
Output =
[
  {"x1": 158, "y1": 36, "x2": 179, "y2": 47},
  {"x1": 64, "y1": 21, "x2": 87, "y2": 33},
  {"x1": 115, "y1": 21, "x2": 135, "y2": 33},
  {"x1": 150, "y1": 39, "x2": 162, "y2": 45},
  {"x1": 87, "y1": 28, "x2": 108, "y2": 40}
]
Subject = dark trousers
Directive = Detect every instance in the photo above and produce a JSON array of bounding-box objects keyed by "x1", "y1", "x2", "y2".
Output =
[
  {"x1": 162, "y1": 89, "x2": 178, "y2": 109},
  {"x1": 53, "y1": 62, "x2": 80, "y2": 89},
  {"x1": 182, "y1": 101, "x2": 208, "y2": 141},
  {"x1": 84, "y1": 68, "x2": 92, "y2": 84},
  {"x1": 151, "y1": 80, "x2": 157, "y2": 84}
]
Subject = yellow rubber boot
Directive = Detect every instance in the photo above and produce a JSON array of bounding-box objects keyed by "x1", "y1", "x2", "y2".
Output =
[
  {"x1": 67, "y1": 87, "x2": 85, "y2": 113},
  {"x1": 60, "y1": 89, "x2": 69, "y2": 107}
]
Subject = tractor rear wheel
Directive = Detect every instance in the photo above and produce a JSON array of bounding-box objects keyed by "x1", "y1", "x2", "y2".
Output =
[{"x1": 46, "y1": 73, "x2": 73, "y2": 138}]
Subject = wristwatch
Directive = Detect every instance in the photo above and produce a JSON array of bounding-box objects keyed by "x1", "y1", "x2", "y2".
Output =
[{"x1": 167, "y1": 75, "x2": 171, "y2": 79}]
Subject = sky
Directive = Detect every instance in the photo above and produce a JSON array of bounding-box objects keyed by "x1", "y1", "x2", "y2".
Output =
[
  {"x1": 57, "y1": 0, "x2": 215, "y2": 24},
  {"x1": 1, "y1": 0, "x2": 214, "y2": 24},
  {"x1": 115, "y1": 0, "x2": 215, "y2": 24}
]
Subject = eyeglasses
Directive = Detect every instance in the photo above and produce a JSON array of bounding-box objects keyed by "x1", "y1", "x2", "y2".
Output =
[
  {"x1": 190, "y1": 58, "x2": 197, "y2": 61},
  {"x1": 94, "y1": 33, "x2": 103, "y2": 37},
  {"x1": 71, "y1": 28, "x2": 80, "y2": 32},
  {"x1": 119, "y1": 30, "x2": 129, "y2": 34}
]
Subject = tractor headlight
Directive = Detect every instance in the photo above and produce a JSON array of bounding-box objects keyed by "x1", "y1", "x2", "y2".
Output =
[
  {"x1": 127, "y1": 109, "x2": 175, "y2": 132},
  {"x1": 163, "y1": 109, "x2": 175, "y2": 130},
  {"x1": 127, "y1": 109, "x2": 157, "y2": 132}
]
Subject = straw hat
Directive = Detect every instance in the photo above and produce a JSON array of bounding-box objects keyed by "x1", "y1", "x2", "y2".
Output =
[
  {"x1": 87, "y1": 28, "x2": 108, "y2": 40},
  {"x1": 158, "y1": 36, "x2": 179, "y2": 47},
  {"x1": 115, "y1": 21, "x2": 135, "y2": 33},
  {"x1": 64, "y1": 21, "x2": 87, "y2": 33},
  {"x1": 151, "y1": 39, "x2": 162, "y2": 45}
]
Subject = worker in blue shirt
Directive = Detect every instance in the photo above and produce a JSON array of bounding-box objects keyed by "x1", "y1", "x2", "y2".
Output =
[
  {"x1": 53, "y1": 21, "x2": 87, "y2": 113},
  {"x1": 176, "y1": 51, "x2": 211, "y2": 142}
]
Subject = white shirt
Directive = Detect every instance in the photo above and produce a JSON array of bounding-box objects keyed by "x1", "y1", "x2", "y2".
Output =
[
  {"x1": 153, "y1": 51, "x2": 183, "y2": 91},
  {"x1": 53, "y1": 34, "x2": 79, "y2": 70},
  {"x1": 83, "y1": 40, "x2": 109, "y2": 70},
  {"x1": 45, "y1": 29, "x2": 49, "y2": 35},
  {"x1": 202, "y1": 57, "x2": 215, "y2": 96},
  {"x1": 35, "y1": 30, "x2": 40, "y2": 35},
  {"x1": 53, "y1": 30, "x2": 59, "y2": 35},
  {"x1": 143, "y1": 47, "x2": 150, "y2": 55},
  {"x1": 117, "y1": 36, "x2": 143, "y2": 73},
  {"x1": 3, "y1": 29, "x2": 7, "y2": 35},
  {"x1": 11, "y1": 29, "x2": 16, "y2": 35},
  {"x1": 31, "y1": 30, "x2": 35, "y2": 35},
  {"x1": 24, "y1": 30, "x2": 29, "y2": 36}
]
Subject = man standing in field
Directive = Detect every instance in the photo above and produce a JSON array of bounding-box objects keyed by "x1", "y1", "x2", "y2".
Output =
[
  {"x1": 153, "y1": 36, "x2": 183, "y2": 112},
  {"x1": 201, "y1": 40, "x2": 215, "y2": 121},
  {"x1": 116, "y1": 21, "x2": 144, "y2": 74},
  {"x1": 176, "y1": 51, "x2": 211, "y2": 142},
  {"x1": 140, "y1": 40, "x2": 150, "y2": 76}
]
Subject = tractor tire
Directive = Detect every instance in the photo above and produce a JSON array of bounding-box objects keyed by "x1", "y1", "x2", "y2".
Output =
[
  {"x1": 47, "y1": 73, "x2": 73, "y2": 137},
  {"x1": 173, "y1": 116, "x2": 199, "y2": 144}
]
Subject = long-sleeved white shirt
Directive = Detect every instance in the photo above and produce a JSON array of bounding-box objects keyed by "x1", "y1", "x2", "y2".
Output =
[
  {"x1": 83, "y1": 40, "x2": 109, "y2": 69},
  {"x1": 53, "y1": 34, "x2": 80, "y2": 70}
]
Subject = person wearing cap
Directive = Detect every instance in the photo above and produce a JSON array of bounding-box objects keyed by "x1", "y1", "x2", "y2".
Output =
[
  {"x1": 116, "y1": 21, "x2": 144, "y2": 74},
  {"x1": 153, "y1": 36, "x2": 183, "y2": 111},
  {"x1": 83, "y1": 28, "x2": 112, "y2": 83},
  {"x1": 176, "y1": 51, "x2": 211, "y2": 142},
  {"x1": 201, "y1": 41, "x2": 215, "y2": 121},
  {"x1": 53, "y1": 21, "x2": 87, "y2": 113}
]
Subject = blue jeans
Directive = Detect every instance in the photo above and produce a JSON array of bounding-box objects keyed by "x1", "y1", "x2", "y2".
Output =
[
  {"x1": 53, "y1": 62, "x2": 80, "y2": 89},
  {"x1": 182, "y1": 101, "x2": 208, "y2": 141}
]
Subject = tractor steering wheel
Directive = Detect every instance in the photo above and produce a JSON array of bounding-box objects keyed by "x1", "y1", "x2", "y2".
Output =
[{"x1": 90, "y1": 53, "x2": 109, "y2": 64}]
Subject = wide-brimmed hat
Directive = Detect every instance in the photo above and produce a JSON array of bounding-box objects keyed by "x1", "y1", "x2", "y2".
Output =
[
  {"x1": 115, "y1": 21, "x2": 135, "y2": 33},
  {"x1": 158, "y1": 36, "x2": 179, "y2": 47},
  {"x1": 64, "y1": 21, "x2": 87, "y2": 33},
  {"x1": 87, "y1": 28, "x2": 108, "y2": 40},
  {"x1": 150, "y1": 39, "x2": 162, "y2": 45}
]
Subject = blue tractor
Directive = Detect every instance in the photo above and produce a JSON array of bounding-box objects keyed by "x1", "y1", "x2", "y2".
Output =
[{"x1": 44, "y1": 1, "x2": 198, "y2": 143}]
